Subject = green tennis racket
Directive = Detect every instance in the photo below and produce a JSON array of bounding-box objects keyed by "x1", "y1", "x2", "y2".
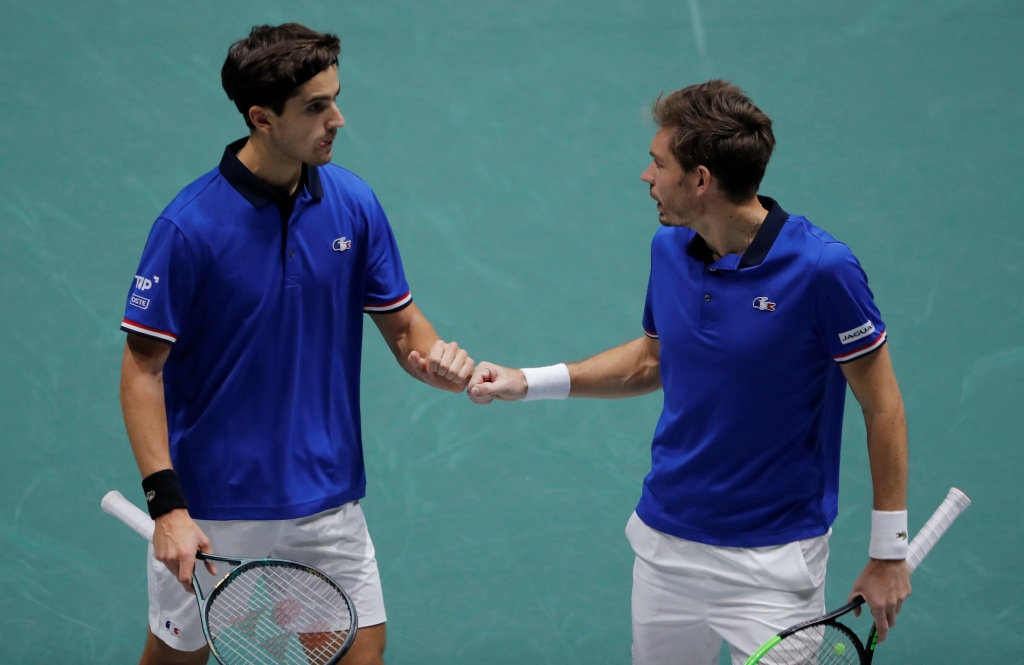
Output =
[{"x1": 744, "y1": 487, "x2": 971, "y2": 665}]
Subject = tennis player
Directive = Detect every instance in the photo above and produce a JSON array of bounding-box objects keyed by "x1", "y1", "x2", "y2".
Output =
[
  {"x1": 120, "y1": 24, "x2": 472, "y2": 665},
  {"x1": 467, "y1": 80, "x2": 911, "y2": 665}
]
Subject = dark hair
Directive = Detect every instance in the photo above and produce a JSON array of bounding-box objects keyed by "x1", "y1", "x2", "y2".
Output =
[
  {"x1": 221, "y1": 23, "x2": 341, "y2": 129},
  {"x1": 653, "y1": 80, "x2": 775, "y2": 204}
]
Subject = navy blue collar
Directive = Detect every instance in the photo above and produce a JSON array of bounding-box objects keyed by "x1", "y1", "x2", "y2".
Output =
[
  {"x1": 687, "y1": 195, "x2": 787, "y2": 268},
  {"x1": 219, "y1": 138, "x2": 324, "y2": 208},
  {"x1": 741, "y1": 196, "x2": 787, "y2": 268}
]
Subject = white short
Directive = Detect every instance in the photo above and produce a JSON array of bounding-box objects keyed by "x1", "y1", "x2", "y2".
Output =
[
  {"x1": 148, "y1": 500, "x2": 386, "y2": 652},
  {"x1": 625, "y1": 512, "x2": 829, "y2": 665}
]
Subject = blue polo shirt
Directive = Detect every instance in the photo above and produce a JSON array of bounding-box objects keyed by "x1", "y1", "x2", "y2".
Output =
[
  {"x1": 122, "y1": 139, "x2": 411, "y2": 520},
  {"x1": 637, "y1": 196, "x2": 887, "y2": 547}
]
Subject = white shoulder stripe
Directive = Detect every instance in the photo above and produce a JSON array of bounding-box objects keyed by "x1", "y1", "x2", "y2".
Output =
[
  {"x1": 121, "y1": 321, "x2": 177, "y2": 343},
  {"x1": 364, "y1": 292, "x2": 412, "y2": 313}
]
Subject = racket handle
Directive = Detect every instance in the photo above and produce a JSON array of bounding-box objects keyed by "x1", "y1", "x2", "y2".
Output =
[
  {"x1": 102, "y1": 490, "x2": 155, "y2": 542},
  {"x1": 906, "y1": 487, "x2": 971, "y2": 572}
]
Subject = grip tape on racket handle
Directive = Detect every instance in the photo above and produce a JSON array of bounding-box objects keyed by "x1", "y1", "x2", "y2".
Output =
[
  {"x1": 102, "y1": 490, "x2": 156, "y2": 542},
  {"x1": 906, "y1": 487, "x2": 971, "y2": 572}
]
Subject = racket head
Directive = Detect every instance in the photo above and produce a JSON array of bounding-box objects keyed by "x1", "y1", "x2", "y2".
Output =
[
  {"x1": 748, "y1": 618, "x2": 870, "y2": 665},
  {"x1": 201, "y1": 558, "x2": 358, "y2": 665}
]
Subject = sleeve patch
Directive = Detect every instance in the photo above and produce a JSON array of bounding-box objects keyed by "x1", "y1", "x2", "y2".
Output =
[{"x1": 838, "y1": 320, "x2": 876, "y2": 345}]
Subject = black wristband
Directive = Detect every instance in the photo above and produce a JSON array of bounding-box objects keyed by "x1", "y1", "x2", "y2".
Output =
[{"x1": 141, "y1": 469, "x2": 189, "y2": 519}]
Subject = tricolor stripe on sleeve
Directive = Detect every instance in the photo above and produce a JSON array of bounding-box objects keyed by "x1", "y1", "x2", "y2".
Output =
[
  {"x1": 364, "y1": 292, "x2": 412, "y2": 313},
  {"x1": 643, "y1": 328, "x2": 659, "y2": 339},
  {"x1": 834, "y1": 329, "x2": 886, "y2": 363},
  {"x1": 121, "y1": 319, "x2": 177, "y2": 343}
]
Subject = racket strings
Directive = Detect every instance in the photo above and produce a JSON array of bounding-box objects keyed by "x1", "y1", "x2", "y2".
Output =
[
  {"x1": 206, "y1": 563, "x2": 353, "y2": 665},
  {"x1": 761, "y1": 624, "x2": 863, "y2": 665}
]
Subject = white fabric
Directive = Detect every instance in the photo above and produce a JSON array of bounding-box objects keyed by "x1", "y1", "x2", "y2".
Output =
[
  {"x1": 148, "y1": 500, "x2": 385, "y2": 651},
  {"x1": 521, "y1": 363, "x2": 570, "y2": 401},
  {"x1": 869, "y1": 509, "x2": 909, "y2": 559},
  {"x1": 625, "y1": 512, "x2": 829, "y2": 665}
]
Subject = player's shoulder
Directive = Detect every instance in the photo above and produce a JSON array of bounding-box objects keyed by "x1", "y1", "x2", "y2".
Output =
[
  {"x1": 316, "y1": 162, "x2": 377, "y2": 201},
  {"x1": 783, "y1": 215, "x2": 858, "y2": 264},
  {"x1": 651, "y1": 225, "x2": 697, "y2": 251},
  {"x1": 784, "y1": 214, "x2": 840, "y2": 245},
  {"x1": 157, "y1": 167, "x2": 228, "y2": 231},
  {"x1": 780, "y1": 216, "x2": 868, "y2": 287}
]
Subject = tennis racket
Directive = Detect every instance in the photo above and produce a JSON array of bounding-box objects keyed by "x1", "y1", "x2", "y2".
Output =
[
  {"x1": 101, "y1": 490, "x2": 358, "y2": 665},
  {"x1": 744, "y1": 487, "x2": 971, "y2": 665}
]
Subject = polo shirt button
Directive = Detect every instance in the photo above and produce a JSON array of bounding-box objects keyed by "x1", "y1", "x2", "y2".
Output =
[
  {"x1": 709, "y1": 267, "x2": 716, "y2": 272},
  {"x1": 704, "y1": 294, "x2": 712, "y2": 302}
]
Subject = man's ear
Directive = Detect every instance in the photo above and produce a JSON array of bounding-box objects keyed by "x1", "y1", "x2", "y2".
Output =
[
  {"x1": 248, "y1": 105, "x2": 274, "y2": 133},
  {"x1": 695, "y1": 165, "x2": 712, "y2": 193}
]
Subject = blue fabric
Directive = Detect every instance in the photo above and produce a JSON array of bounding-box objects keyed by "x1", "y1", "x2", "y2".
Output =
[
  {"x1": 122, "y1": 143, "x2": 410, "y2": 520},
  {"x1": 637, "y1": 197, "x2": 886, "y2": 547}
]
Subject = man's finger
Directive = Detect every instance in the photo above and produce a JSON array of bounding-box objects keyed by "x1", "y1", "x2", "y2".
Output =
[
  {"x1": 426, "y1": 340, "x2": 448, "y2": 374},
  {"x1": 870, "y1": 604, "x2": 892, "y2": 643},
  {"x1": 441, "y1": 348, "x2": 465, "y2": 380},
  {"x1": 407, "y1": 350, "x2": 429, "y2": 374},
  {"x1": 178, "y1": 553, "x2": 196, "y2": 593},
  {"x1": 469, "y1": 363, "x2": 496, "y2": 384},
  {"x1": 440, "y1": 344, "x2": 464, "y2": 379},
  {"x1": 457, "y1": 357, "x2": 476, "y2": 382}
]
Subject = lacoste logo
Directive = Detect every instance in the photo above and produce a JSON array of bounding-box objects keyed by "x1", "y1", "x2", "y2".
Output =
[
  {"x1": 164, "y1": 620, "x2": 181, "y2": 636},
  {"x1": 896, "y1": 530, "x2": 908, "y2": 541},
  {"x1": 752, "y1": 296, "x2": 776, "y2": 312},
  {"x1": 332, "y1": 237, "x2": 352, "y2": 252},
  {"x1": 839, "y1": 321, "x2": 875, "y2": 345},
  {"x1": 145, "y1": 491, "x2": 155, "y2": 502}
]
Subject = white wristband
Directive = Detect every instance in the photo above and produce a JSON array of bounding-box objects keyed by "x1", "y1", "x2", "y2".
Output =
[
  {"x1": 521, "y1": 364, "x2": 570, "y2": 401},
  {"x1": 869, "y1": 510, "x2": 909, "y2": 559}
]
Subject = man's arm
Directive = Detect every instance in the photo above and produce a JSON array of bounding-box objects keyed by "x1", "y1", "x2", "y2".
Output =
[
  {"x1": 370, "y1": 302, "x2": 474, "y2": 392},
  {"x1": 467, "y1": 335, "x2": 661, "y2": 404},
  {"x1": 842, "y1": 343, "x2": 911, "y2": 643},
  {"x1": 120, "y1": 334, "x2": 215, "y2": 591}
]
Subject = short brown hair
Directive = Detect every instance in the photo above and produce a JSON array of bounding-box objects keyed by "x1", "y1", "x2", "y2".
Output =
[
  {"x1": 221, "y1": 23, "x2": 341, "y2": 129},
  {"x1": 653, "y1": 80, "x2": 775, "y2": 204}
]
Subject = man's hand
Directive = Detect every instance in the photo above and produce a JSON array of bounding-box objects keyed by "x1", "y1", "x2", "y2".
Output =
[
  {"x1": 848, "y1": 558, "x2": 911, "y2": 643},
  {"x1": 407, "y1": 340, "x2": 474, "y2": 393},
  {"x1": 152, "y1": 508, "x2": 217, "y2": 594},
  {"x1": 467, "y1": 362, "x2": 528, "y2": 404}
]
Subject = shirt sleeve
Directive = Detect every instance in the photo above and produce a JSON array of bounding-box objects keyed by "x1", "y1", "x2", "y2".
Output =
[
  {"x1": 361, "y1": 194, "x2": 412, "y2": 313},
  {"x1": 642, "y1": 275, "x2": 659, "y2": 339},
  {"x1": 813, "y1": 241, "x2": 887, "y2": 363},
  {"x1": 120, "y1": 218, "x2": 195, "y2": 343}
]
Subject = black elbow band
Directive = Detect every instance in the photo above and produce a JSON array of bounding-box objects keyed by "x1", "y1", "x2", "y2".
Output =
[{"x1": 141, "y1": 469, "x2": 189, "y2": 519}]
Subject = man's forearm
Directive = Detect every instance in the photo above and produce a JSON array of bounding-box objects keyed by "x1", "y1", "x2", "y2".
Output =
[
  {"x1": 865, "y1": 408, "x2": 908, "y2": 511},
  {"x1": 120, "y1": 340, "x2": 173, "y2": 477},
  {"x1": 568, "y1": 336, "x2": 661, "y2": 398}
]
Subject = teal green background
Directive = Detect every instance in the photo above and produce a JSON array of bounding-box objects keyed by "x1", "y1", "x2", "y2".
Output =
[{"x1": 2, "y1": 1, "x2": 1021, "y2": 663}]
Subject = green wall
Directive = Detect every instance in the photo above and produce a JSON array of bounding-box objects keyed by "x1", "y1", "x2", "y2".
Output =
[{"x1": 1, "y1": 1, "x2": 1021, "y2": 662}]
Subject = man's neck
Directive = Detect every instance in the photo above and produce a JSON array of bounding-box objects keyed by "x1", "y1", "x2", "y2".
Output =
[
  {"x1": 236, "y1": 136, "x2": 303, "y2": 195},
  {"x1": 699, "y1": 197, "x2": 767, "y2": 260}
]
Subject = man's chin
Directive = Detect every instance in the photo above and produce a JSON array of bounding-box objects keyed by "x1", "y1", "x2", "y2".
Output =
[
  {"x1": 658, "y1": 215, "x2": 688, "y2": 228},
  {"x1": 306, "y1": 153, "x2": 333, "y2": 167}
]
